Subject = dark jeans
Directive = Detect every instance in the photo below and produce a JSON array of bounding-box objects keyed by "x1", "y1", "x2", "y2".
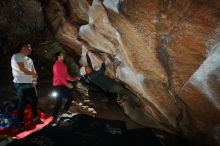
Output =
[
  {"x1": 14, "y1": 83, "x2": 38, "y2": 123},
  {"x1": 52, "y1": 85, "x2": 73, "y2": 118}
]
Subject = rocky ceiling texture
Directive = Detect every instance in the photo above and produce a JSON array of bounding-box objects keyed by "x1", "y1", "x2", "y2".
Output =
[{"x1": 4, "y1": 0, "x2": 219, "y2": 145}]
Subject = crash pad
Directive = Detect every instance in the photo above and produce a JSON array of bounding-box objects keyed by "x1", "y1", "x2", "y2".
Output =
[{"x1": 0, "y1": 104, "x2": 53, "y2": 139}]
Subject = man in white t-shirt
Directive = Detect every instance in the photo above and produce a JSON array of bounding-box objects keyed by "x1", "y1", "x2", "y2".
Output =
[{"x1": 11, "y1": 42, "x2": 43, "y2": 131}]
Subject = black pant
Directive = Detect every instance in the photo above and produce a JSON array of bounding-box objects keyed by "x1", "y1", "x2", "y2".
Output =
[
  {"x1": 108, "y1": 82, "x2": 139, "y2": 107},
  {"x1": 14, "y1": 83, "x2": 38, "y2": 123},
  {"x1": 52, "y1": 85, "x2": 73, "y2": 117}
]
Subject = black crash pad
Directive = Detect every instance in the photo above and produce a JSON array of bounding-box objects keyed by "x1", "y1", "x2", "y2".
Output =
[{"x1": 7, "y1": 114, "x2": 162, "y2": 146}]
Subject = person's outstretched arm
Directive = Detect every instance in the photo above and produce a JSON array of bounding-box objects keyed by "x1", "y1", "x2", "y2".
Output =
[
  {"x1": 67, "y1": 73, "x2": 77, "y2": 82},
  {"x1": 86, "y1": 52, "x2": 94, "y2": 71}
]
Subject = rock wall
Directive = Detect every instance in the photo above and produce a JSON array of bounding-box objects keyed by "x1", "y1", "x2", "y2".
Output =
[
  {"x1": 0, "y1": 0, "x2": 50, "y2": 52},
  {"x1": 41, "y1": 0, "x2": 220, "y2": 145}
]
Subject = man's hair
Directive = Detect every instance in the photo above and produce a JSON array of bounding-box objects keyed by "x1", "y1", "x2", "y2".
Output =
[
  {"x1": 55, "y1": 51, "x2": 63, "y2": 60},
  {"x1": 17, "y1": 41, "x2": 30, "y2": 52}
]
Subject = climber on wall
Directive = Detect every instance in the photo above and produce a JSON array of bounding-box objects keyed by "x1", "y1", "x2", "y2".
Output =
[{"x1": 80, "y1": 51, "x2": 140, "y2": 108}]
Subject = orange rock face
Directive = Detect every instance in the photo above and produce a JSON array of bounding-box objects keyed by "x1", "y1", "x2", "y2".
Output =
[{"x1": 43, "y1": 0, "x2": 220, "y2": 145}]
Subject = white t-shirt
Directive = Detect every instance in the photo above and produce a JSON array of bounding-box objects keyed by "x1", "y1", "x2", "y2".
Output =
[{"x1": 11, "y1": 53, "x2": 34, "y2": 83}]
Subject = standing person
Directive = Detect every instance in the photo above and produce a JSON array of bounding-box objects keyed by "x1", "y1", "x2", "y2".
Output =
[
  {"x1": 11, "y1": 42, "x2": 43, "y2": 131},
  {"x1": 52, "y1": 51, "x2": 77, "y2": 120}
]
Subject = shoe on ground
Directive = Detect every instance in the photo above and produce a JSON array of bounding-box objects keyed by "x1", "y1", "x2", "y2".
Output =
[
  {"x1": 33, "y1": 117, "x2": 44, "y2": 124},
  {"x1": 17, "y1": 122, "x2": 25, "y2": 131}
]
